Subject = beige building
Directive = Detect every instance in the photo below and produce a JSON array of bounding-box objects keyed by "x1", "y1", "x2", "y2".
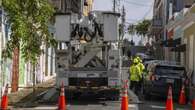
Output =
[
  {"x1": 151, "y1": 0, "x2": 195, "y2": 60},
  {"x1": 167, "y1": 4, "x2": 195, "y2": 84},
  {"x1": 83, "y1": 0, "x2": 93, "y2": 16},
  {"x1": 49, "y1": 0, "x2": 93, "y2": 15}
]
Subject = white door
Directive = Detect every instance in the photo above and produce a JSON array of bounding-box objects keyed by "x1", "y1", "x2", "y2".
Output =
[{"x1": 189, "y1": 35, "x2": 195, "y2": 84}]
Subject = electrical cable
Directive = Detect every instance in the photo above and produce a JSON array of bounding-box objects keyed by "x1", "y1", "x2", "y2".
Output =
[
  {"x1": 124, "y1": 0, "x2": 154, "y2": 24},
  {"x1": 124, "y1": 0, "x2": 152, "y2": 7}
]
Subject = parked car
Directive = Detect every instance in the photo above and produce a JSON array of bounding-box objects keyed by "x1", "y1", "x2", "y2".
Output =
[
  {"x1": 143, "y1": 62, "x2": 189, "y2": 100},
  {"x1": 135, "y1": 53, "x2": 155, "y2": 63},
  {"x1": 143, "y1": 60, "x2": 159, "y2": 70}
]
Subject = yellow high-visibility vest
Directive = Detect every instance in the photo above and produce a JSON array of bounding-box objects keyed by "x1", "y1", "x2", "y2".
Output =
[
  {"x1": 130, "y1": 64, "x2": 141, "y2": 82},
  {"x1": 138, "y1": 63, "x2": 145, "y2": 73}
]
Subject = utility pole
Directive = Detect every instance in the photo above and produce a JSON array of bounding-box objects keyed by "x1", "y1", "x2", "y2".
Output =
[
  {"x1": 121, "y1": 5, "x2": 125, "y2": 39},
  {"x1": 113, "y1": 0, "x2": 116, "y2": 12},
  {"x1": 119, "y1": 5, "x2": 126, "y2": 81}
]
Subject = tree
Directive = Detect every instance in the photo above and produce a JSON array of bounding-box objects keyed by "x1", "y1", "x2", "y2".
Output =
[
  {"x1": 119, "y1": 24, "x2": 123, "y2": 37},
  {"x1": 128, "y1": 24, "x2": 136, "y2": 35},
  {"x1": 127, "y1": 24, "x2": 136, "y2": 41},
  {"x1": 135, "y1": 19, "x2": 151, "y2": 43},
  {"x1": 2, "y1": 0, "x2": 56, "y2": 92}
]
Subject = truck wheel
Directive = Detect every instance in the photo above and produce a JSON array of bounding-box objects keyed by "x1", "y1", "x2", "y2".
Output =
[
  {"x1": 143, "y1": 85, "x2": 151, "y2": 100},
  {"x1": 73, "y1": 92, "x2": 82, "y2": 99},
  {"x1": 144, "y1": 91, "x2": 151, "y2": 100},
  {"x1": 112, "y1": 95, "x2": 120, "y2": 101}
]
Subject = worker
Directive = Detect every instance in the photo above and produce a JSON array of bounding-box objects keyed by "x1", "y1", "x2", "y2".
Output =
[
  {"x1": 136, "y1": 56, "x2": 145, "y2": 94},
  {"x1": 137, "y1": 57, "x2": 145, "y2": 73},
  {"x1": 129, "y1": 58, "x2": 141, "y2": 95}
]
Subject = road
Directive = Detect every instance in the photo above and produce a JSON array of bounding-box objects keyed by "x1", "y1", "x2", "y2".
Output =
[
  {"x1": 11, "y1": 96, "x2": 139, "y2": 110},
  {"x1": 139, "y1": 97, "x2": 191, "y2": 110},
  {"x1": 10, "y1": 95, "x2": 192, "y2": 110}
]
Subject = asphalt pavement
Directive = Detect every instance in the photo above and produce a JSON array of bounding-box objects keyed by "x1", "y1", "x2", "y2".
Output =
[
  {"x1": 11, "y1": 98, "x2": 139, "y2": 110},
  {"x1": 138, "y1": 96, "x2": 191, "y2": 110},
  {"x1": 10, "y1": 92, "x2": 192, "y2": 110},
  {"x1": 10, "y1": 90, "x2": 139, "y2": 110}
]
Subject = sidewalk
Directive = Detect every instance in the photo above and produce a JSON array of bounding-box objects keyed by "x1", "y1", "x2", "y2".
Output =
[{"x1": 8, "y1": 78, "x2": 55, "y2": 106}]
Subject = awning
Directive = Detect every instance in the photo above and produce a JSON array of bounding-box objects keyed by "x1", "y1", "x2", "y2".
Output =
[
  {"x1": 161, "y1": 38, "x2": 181, "y2": 47},
  {"x1": 167, "y1": 29, "x2": 174, "y2": 39},
  {"x1": 171, "y1": 44, "x2": 186, "y2": 52}
]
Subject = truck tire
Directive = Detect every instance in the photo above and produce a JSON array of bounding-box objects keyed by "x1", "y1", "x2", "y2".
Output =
[{"x1": 144, "y1": 92, "x2": 151, "y2": 100}]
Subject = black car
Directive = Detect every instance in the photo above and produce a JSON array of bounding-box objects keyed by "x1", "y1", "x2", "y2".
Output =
[{"x1": 143, "y1": 63, "x2": 189, "y2": 100}]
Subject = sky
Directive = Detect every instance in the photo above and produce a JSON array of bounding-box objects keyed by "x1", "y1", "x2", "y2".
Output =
[{"x1": 93, "y1": 0, "x2": 154, "y2": 45}]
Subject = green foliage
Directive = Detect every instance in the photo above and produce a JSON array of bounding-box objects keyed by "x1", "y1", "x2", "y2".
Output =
[
  {"x1": 127, "y1": 24, "x2": 136, "y2": 35},
  {"x1": 2, "y1": 0, "x2": 57, "y2": 65},
  {"x1": 135, "y1": 19, "x2": 151, "y2": 37}
]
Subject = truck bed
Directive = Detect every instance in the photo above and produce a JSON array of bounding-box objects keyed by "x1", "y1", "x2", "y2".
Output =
[{"x1": 69, "y1": 67, "x2": 107, "y2": 71}]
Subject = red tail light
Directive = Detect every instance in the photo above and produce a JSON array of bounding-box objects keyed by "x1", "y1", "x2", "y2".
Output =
[
  {"x1": 150, "y1": 74, "x2": 156, "y2": 81},
  {"x1": 150, "y1": 74, "x2": 159, "y2": 81},
  {"x1": 185, "y1": 79, "x2": 189, "y2": 85}
]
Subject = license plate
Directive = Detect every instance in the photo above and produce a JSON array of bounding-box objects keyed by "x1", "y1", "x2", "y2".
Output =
[
  {"x1": 78, "y1": 73, "x2": 87, "y2": 78},
  {"x1": 87, "y1": 73, "x2": 99, "y2": 78},
  {"x1": 166, "y1": 79, "x2": 174, "y2": 83},
  {"x1": 77, "y1": 73, "x2": 99, "y2": 78}
]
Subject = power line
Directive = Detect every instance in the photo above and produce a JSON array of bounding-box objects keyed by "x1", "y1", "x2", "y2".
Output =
[
  {"x1": 124, "y1": 0, "x2": 152, "y2": 7},
  {"x1": 125, "y1": 1, "x2": 153, "y2": 24},
  {"x1": 113, "y1": 0, "x2": 116, "y2": 12},
  {"x1": 141, "y1": 3, "x2": 153, "y2": 19},
  {"x1": 126, "y1": 18, "x2": 140, "y2": 22}
]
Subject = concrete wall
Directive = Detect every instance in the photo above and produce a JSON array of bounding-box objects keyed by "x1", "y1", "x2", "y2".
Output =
[{"x1": 184, "y1": 24, "x2": 195, "y2": 84}]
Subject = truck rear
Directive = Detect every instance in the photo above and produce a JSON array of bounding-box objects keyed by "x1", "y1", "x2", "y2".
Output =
[{"x1": 54, "y1": 11, "x2": 122, "y2": 99}]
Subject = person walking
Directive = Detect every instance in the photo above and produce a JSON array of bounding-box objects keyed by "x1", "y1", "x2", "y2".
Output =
[{"x1": 129, "y1": 58, "x2": 141, "y2": 95}]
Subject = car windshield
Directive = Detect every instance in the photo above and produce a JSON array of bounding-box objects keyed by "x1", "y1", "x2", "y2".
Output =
[{"x1": 155, "y1": 66, "x2": 185, "y2": 76}]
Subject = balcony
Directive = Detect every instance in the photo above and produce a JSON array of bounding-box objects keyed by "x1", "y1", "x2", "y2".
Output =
[
  {"x1": 150, "y1": 19, "x2": 163, "y2": 35},
  {"x1": 152, "y1": 19, "x2": 163, "y2": 27}
]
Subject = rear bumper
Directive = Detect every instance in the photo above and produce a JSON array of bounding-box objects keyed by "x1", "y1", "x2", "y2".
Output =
[
  {"x1": 64, "y1": 86, "x2": 120, "y2": 92},
  {"x1": 149, "y1": 85, "x2": 180, "y2": 97},
  {"x1": 63, "y1": 86, "x2": 120, "y2": 99},
  {"x1": 144, "y1": 83, "x2": 183, "y2": 98},
  {"x1": 69, "y1": 78, "x2": 108, "y2": 87}
]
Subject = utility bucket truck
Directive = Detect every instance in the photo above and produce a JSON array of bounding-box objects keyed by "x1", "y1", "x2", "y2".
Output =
[{"x1": 54, "y1": 11, "x2": 122, "y2": 100}]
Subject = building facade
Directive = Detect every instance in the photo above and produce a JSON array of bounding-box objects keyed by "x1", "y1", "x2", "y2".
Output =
[
  {"x1": 49, "y1": 0, "x2": 93, "y2": 15},
  {"x1": 167, "y1": 3, "x2": 195, "y2": 84},
  {"x1": 152, "y1": 0, "x2": 195, "y2": 60},
  {"x1": 151, "y1": 0, "x2": 170, "y2": 60}
]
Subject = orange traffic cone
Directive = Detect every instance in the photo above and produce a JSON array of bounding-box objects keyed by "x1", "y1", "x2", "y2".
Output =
[
  {"x1": 192, "y1": 98, "x2": 195, "y2": 110},
  {"x1": 58, "y1": 82, "x2": 66, "y2": 110},
  {"x1": 179, "y1": 85, "x2": 186, "y2": 105},
  {"x1": 1, "y1": 84, "x2": 9, "y2": 110},
  {"x1": 166, "y1": 86, "x2": 173, "y2": 110},
  {"x1": 121, "y1": 81, "x2": 128, "y2": 110}
]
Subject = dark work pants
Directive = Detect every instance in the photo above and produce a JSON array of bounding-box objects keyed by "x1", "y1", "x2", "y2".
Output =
[
  {"x1": 130, "y1": 81, "x2": 139, "y2": 95},
  {"x1": 139, "y1": 75, "x2": 144, "y2": 93}
]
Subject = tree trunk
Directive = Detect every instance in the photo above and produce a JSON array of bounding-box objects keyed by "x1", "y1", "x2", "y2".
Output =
[
  {"x1": 11, "y1": 47, "x2": 19, "y2": 92},
  {"x1": 32, "y1": 64, "x2": 36, "y2": 95}
]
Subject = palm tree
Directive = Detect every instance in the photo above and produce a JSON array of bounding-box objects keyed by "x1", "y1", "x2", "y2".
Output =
[
  {"x1": 135, "y1": 20, "x2": 151, "y2": 44},
  {"x1": 127, "y1": 24, "x2": 136, "y2": 41}
]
